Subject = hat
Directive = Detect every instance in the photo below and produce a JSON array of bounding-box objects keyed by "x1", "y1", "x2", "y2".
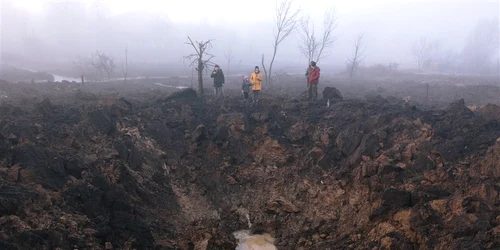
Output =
[
  {"x1": 214, "y1": 64, "x2": 220, "y2": 68},
  {"x1": 243, "y1": 75, "x2": 249, "y2": 80},
  {"x1": 310, "y1": 61, "x2": 316, "y2": 67},
  {"x1": 255, "y1": 66, "x2": 259, "y2": 70}
]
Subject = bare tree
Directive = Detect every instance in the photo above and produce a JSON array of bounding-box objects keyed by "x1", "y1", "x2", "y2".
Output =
[
  {"x1": 185, "y1": 36, "x2": 215, "y2": 95},
  {"x1": 74, "y1": 50, "x2": 116, "y2": 82},
  {"x1": 90, "y1": 51, "x2": 116, "y2": 81},
  {"x1": 262, "y1": 0, "x2": 300, "y2": 86},
  {"x1": 298, "y1": 8, "x2": 337, "y2": 63},
  {"x1": 224, "y1": 47, "x2": 233, "y2": 75},
  {"x1": 346, "y1": 33, "x2": 366, "y2": 79},
  {"x1": 412, "y1": 37, "x2": 439, "y2": 69}
]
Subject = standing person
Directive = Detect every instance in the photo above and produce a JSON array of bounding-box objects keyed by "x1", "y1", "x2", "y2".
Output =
[
  {"x1": 210, "y1": 65, "x2": 225, "y2": 99},
  {"x1": 307, "y1": 61, "x2": 320, "y2": 101},
  {"x1": 241, "y1": 75, "x2": 253, "y2": 102},
  {"x1": 305, "y1": 62, "x2": 313, "y2": 87},
  {"x1": 250, "y1": 66, "x2": 263, "y2": 103}
]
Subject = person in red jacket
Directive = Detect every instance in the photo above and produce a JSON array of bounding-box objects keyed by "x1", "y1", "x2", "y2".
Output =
[{"x1": 307, "y1": 61, "x2": 320, "y2": 101}]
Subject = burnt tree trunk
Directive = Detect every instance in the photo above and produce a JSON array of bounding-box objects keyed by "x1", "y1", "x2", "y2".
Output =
[{"x1": 197, "y1": 55, "x2": 204, "y2": 96}]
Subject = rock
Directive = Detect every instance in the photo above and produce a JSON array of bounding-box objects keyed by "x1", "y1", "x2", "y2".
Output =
[
  {"x1": 266, "y1": 197, "x2": 300, "y2": 213},
  {"x1": 163, "y1": 88, "x2": 197, "y2": 102},
  {"x1": 227, "y1": 176, "x2": 237, "y2": 185},
  {"x1": 369, "y1": 205, "x2": 390, "y2": 221},
  {"x1": 105, "y1": 242, "x2": 113, "y2": 249},
  {"x1": 380, "y1": 236, "x2": 396, "y2": 249},
  {"x1": 279, "y1": 198, "x2": 300, "y2": 213},
  {"x1": 194, "y1": 237, "x2": 210, "y2": 250},
  {"x1": 6, "y1": 134, "x2": 18, "y2": 145},
  {"x1": 0, "y1": 134, "x2": 11, "y2": 157},
  {"x1": 251, "y1": 112, "x2": 269, "y2": 122},
  {"x1": 366, "y1": 94, "x2": 388, "y2": 105},
  {"x1": 143, "y1": 121, "x2": 173, "y2": 146},
  {"x1": 217, "y1": 113, "x2": 248, "y2": 133},
  {"x1": 98, "y1": 148, "x2": 119, "y2": 160},
  {"x1": 193, "y1": 125, "x2": 207, "y2": 141},
  {"x1": 266, "y1": 200, "x2": 280, "y2": 214},
  {"x1": 35, "y1": 98, "x2": 54, "y2": 116},
  {"x1": 322, "y1": 87, "x2": 343, "y2": 101},
  {"x1": 361, "y1": 162, "x2": 378, "y2": 178},
  {"x1": 287, "y1": 121, "x2": 311, "y2": 143},
  {"x1": 214, "y1": 125, "x2": 229, "y2": 145},
  {"x1": 478, "y1": 104, "x2": 500, "y2": 121},
  {"x1": 478, "y1": 142, "x2": 500, "y2": 178},
  {"x1": 411, "y1": 185, "x2": 450, "y2": 205},
  {"x1": 6, "y1": 165, "x2": 21, "y2": 183},
  {"x1": 12, "y1": 145, "x2": 68, "y2": 190},
  {"x1": 0, "y1": 186, "x2": 39, "y2": 216},
  {"x1": 336, "y1": 128, "x2": 363, "y2": 156},
  {"x1": 446, "y1": 99, "x2": 474, "y2": 118},
  {"x1": 381, "y1": 188, "x2": 411, "y2": 207},
  {"x1": 88, "y1": 109, "x2": 115, "y2": 135},
  {"x1": 308, "y1": 147, "x2": 324, "y2": 160}
]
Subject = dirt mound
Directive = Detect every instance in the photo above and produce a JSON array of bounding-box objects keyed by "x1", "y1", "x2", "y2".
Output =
[
  {"x1": 322, "y1": 86, "x2": 343, "y2": 100},
  {"x1": 0, "y1": 91, "x2": 499, "y2": 249},
  {"x1": 478, "y1": 104, "x2": 500, "y2": 121},
  {"x1": 162, "y1": 88, "x2": 198, "y2": 102}
]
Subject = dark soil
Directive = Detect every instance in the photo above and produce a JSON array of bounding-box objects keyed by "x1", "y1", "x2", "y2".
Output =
[{"x1": 0, "y1": 79, "x2": 499, "y2": 249}]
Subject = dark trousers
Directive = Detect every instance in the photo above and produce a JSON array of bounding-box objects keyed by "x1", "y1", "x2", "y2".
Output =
[
  {"x1": 307, "y1": 84, "x2": 318, "y2": 100},
  {"x1": 243, "y1": 92, "x2": 249, "y2": 99},
  {"x1": 252, "y1": 90, "x2": 260, "y2": 102},
  {"x1": 214, "y1": 87, "x2": 223, "y2": 98}
]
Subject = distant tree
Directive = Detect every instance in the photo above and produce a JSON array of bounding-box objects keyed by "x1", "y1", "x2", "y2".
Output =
[
  {"x1": 411, "y1": 37, "x2": 439, "y2": 69},
  {"x1": 224, "y1": 47, "x2": 234, "y2": 75},
  {"x1": 90, "y1": 51, "x2": 116, "y2": 81},
  {"x1": 298, "y1": 8, "x2": 337, "y2": 64},
  {"x1": 262, "y1": 0, "x2": 300, "y2": 86},
  {"x1": 74, "y1": 51, "x2": 116, "y2": 82},
  {"x1": 346, "y1": 33, "x2": 366, "y2": 79},
  {"x1": 461, "y1": 19, "x2": 499, "y2": 74},
  {"x1": 185, "y1": 36, "x2": 215, "y2": 95}
]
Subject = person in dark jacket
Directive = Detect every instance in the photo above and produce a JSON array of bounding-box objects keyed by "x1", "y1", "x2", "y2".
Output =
[
  {"x1": 307, "y1": 61, "x2": 320, "y2": 101},
  {"x1": 241, "y1": 75, "x2": 252, "y2": 102},
  {"x1": 210, "y1": 65, "x2": 225, "y2": 99}
]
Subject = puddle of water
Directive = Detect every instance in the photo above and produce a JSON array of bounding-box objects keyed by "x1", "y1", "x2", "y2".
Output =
[
  {"x1": 233, "y1": 230, "x2": 277, "y2": 250},
  {"x1": 153, "y1": 82, "x2": 189, "y2": 89},
  {"x1": 52, "y1": 74, "x2": 81, "y2": 82}
]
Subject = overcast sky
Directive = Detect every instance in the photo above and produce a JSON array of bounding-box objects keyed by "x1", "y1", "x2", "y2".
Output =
[{"x1": 4, "y1": 0, "x2": 500, "y2": 71}]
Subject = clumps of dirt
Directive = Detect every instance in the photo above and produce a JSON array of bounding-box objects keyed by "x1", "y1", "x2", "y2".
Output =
[
  {"x1": 478, "y1": 104, "x2": 500, "y2": 121},
  {"x1": 322, "y1": 86, "x2": 343, "y2": 101},
  {"x1": 0, "y1": 88, "x2": 499, "y2": 249},
  {"x1": 162, "y1": 88, "x2": 198, "y2": 102}
]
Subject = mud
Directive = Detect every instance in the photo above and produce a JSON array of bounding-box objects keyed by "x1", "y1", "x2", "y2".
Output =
[{"x1": 0, "y1": 80, "x2": 499, "y2": 249}]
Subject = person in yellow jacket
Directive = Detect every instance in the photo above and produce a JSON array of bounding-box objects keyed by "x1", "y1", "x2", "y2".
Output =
[{"x1": 250, "y1": 66, "x2": 263, "y2": 103}]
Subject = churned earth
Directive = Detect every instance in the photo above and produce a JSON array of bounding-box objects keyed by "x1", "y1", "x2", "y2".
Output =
[{"x1": 0, "y1": 81, "x2": 499, "y2": 250}]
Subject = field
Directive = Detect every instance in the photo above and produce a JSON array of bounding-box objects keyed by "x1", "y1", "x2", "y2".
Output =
[{"x1": 0, "y1": 72, "x2": 499, "y2": 249}]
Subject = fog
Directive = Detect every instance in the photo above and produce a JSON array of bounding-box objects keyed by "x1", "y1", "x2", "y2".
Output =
[{"x1": 1, "y1": 0, "x2": 499, "y2": 78}]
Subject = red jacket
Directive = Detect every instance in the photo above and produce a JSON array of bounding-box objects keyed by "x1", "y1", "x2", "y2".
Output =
[{"x1": 308, "y1": 67, "x2": 320, "y2": 84}]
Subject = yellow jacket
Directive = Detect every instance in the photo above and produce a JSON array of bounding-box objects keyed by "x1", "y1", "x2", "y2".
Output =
[{"x1": 250, "y1": 72, "x2": 263, "y2": 91}]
